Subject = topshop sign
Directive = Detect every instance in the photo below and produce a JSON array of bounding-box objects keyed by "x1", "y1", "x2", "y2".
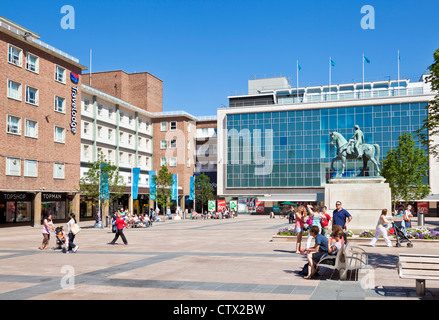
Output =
[{"x1": 70, "y1": 72, "x2": 79, "y2": 134}]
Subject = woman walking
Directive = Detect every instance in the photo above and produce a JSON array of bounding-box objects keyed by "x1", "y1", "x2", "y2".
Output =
[
  {"x1": 39, "y1": 214, "x2": 55, "y2": 250},
  {"x1": 369, "y1": 209, "x2": 393, "y2": 247},
  {"x1": 294, "y1": 205, "x2": 307, "y2": 253},
  {"x1": 66, "y1": 213, "x2": 79, "y2": 253},
  {"x1": 401, "y1": 205, "x2": 413, "y2": 236},
  {"x1": 109, "y1": 212, "x2": 128, "y2": 245}
]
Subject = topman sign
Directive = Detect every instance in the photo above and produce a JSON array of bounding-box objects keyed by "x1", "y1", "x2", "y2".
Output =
[{"x1": 70, "y1": 86, "x2": 78, "y2": 134}]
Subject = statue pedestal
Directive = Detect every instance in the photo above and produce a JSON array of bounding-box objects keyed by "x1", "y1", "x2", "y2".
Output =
[{"x1": 324, "y1": 177, "x2": 392, "y2": 233}]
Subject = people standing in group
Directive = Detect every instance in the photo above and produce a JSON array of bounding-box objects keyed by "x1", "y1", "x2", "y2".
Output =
[
  {"x1": 332, "y1": 201, "x2": 352, "y2": 230},
  {"x1": 401, "y1": 205, "x2": 413, "y2": 236},
  {"x1": 108, "y1": 212, "x2": 128, "y2": 245},
  {"x1": 369, "y1": 209, "x2": 393, "y2": 247},
  {"x1": 289, "y1": 206, "x2": 296, "y2": 224},
  {"x1": 66, "y1": 213, "x2": 79, "y2": 253},
  {"x1": 303, "y1": 225, "x2": 329, "y2": 279},
  {"x1": 294, "y1": 205, "x2": 307, "y2": 254},
  {"x1": 39, "y1": 214, "x2": 55, "y2": 250}
]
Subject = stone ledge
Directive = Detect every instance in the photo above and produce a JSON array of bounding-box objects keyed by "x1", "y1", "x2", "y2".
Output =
[{"x1": 272, "y1": 235, "x2": 439, "y2": 243}]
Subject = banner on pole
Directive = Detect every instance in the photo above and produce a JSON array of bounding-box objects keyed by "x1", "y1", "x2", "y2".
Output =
[
  {"x1": 149, "y1": 171, "x2": 156, "y2": 200},
  {"x1": 132, "y1": 167, "x2": 140, "y2": 200},
  {"x1": 171, "y1": 174, "x2": 178, "y2": 201},
  {"x1": 189, "y1": 176, "x2": 195, "y2": 201},
  {"x1": 100, "y1": 163, "x2": 109, "y2": 200}
]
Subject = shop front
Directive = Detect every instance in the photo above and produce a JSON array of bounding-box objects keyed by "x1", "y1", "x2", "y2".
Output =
[
  {"x1": 0, "y1": 192, "x2": 34, "y2": 224},
  {"x1": 41, "y1": 193, "x2": 67, "y2": 221}
]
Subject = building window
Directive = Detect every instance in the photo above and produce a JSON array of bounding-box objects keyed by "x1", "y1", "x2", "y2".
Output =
[
  {"x1": 83, "y1": 100, "x2": 90, "y2": 112},
  {"x1": 108, "y1": 108, "x2": 113, "y2": 119},
  {"x1": 83, "y1": 122, "x2": 89, "y2": 135},
  {"x1": 25, "y1": 86, "x2": 38, "y2": 105},
  {"x1": 108, "y1": 129, "x2": 113, "y2": 140},
  {"x1": 7, "y1": 80, "x2": 22, "y2": 101},
  {"x1": 128, "y1": 134, "x2": 133, "y2": 145},
  {"x1": 97, "y1": 126, "x2": 102, "y2": 138},
  {"x1": 26, "y1": 53, "x2": 39, "y2": 73},
  {"x1": 160, "y1": 157, "x2": 167, "y2": 166},
  {"x1": 119, "y1": 112, "x2": 124, "y2": 123},
  {"x1": 187, "y1": 139, "x2": 191, "y2": 150},
  {"x1": 161, "y1": 122, "x2": 168, "y2": 131},
  {"x1": 170, "y1": 139, "x2": 177, "y2": 149},
  {"x1": 170, "y1": 121, "x2": 177, "y2": 130},
  {"x1": 7, "y1": 115, "x2": 21, "y2": 135},
  {"x1": 160, "y1": 139, "x2": 167, "y2": 149},
  {"x1": 119, "y1": 132, "x2": 124, "y2": 143},
  {"x1": 201, "y1": 163, "x2": 209, "y2": 170},
  {"x1": 25, "y1": 119, "x2": 38, "y2": 138},
  {"x1": 55, "y1": 65, "x2": 66, "y2": 83},
  {"x1": 108, "y1": 150, "x2": 113, "y2": 162},
  {"x1": 83, "y1": 145, "x2": 89, "y2": 159},
  {"x1": 119, "y1": 152, "x2": 124, "y2": 163},
  {"x1": 169, "y1": 157, "x2": 177, "y2": 167},
  {"x1": 54, "y1": 163, "x2": 65, "y2": 179},
  {"x1": 8, "y1": 45, "x2": 22, "y2": 66},
  {"x1": 24, "y1": 159, "x2": 37, "y2": 177},
  {"x1": 97, "y1": 104, "x2": 103, "y2": 116},
  {"x1": 6, "y1": 157, "x2": 21, "y2": 176},
  {"x1": 187, "y1": 157, "x2": 191, "y2": 167},
  {"x1": 128, "y1": 154, "x2": 133, "y2": 165},
  {"x1": 54, "y1": 126, "x2": 65, "y2": 143},
  {"x1": 55, "y1": 96, "x2": 65, "y2": 113}
]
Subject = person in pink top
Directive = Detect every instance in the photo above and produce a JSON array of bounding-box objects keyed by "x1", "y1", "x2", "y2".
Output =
[
  {"x1": 294, "y1": 205, "x2": 307, "y2": 253},
  {"x1": 39, "y1": 214, "x2": 55, "y2": 250}
]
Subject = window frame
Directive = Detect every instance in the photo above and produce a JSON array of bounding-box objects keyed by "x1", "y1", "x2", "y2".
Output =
[
  {"x1": 7, "y1": 79, "x2": 22, "y2": 101},
  {"x1": 53, "y1": 162, "x2": 65, "y2": 179},
  {"x1": 26, "y1": 52, "x2": 39, "y2": 73},
  {"x1": 55, "y1": 65, "x2": 66, "y2": 84},
  {"x1": 6, "y1": 157, "x2": 21, "y2": 176},
  {"x1": 54, "y1": 126, "x2": 66, "y2": 143},
  {"x1": 8, "y1": 44, "x2": 22, "y2": 67},
  {"x1": 7, "y1": 115, "x2": 21, "y2": 135},
  {"x1": 24, "y1": 159, "x2": 38, "y2": 177},
  {"x1": 54, "y1": 95, "x2": 66, "y2": 113},
  {"x1": 25, "y1": 119, "x2": 38, "y2": 138}
]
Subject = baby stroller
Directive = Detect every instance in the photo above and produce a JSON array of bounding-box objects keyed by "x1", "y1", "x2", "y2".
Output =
[
  {"x1": 392, "y1": 222, "x2": 413, "y2": 248},
  {"x1": 54, "y1": 226, "x2": 67, "y2": 251}
]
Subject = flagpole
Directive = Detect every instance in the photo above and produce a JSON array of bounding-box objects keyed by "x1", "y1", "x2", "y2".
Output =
[
  {"x1": 397, "y1": 50, "x2": 400, "y2": 91},
  {"x1": 296, "y1": 60, "x2": 299, "y2": 102},
  {"x1": 362, "y1": 53, "x2": 365, "y2": 99},
  {"x1": 329, "y1": 57, "x2": 331, "y2": 100}
]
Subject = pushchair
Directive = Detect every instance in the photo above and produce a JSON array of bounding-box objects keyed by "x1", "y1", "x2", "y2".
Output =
[
  {"x1": 392, "y1": 222, "x2": 413, "y2": 248},
  {"x1": 54, "y1": 226, "x2": 67, "y2": 251}
]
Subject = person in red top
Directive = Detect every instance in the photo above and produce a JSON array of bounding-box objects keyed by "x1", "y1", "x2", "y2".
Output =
[
  {"x1": 320, "y1": 206, "x2": 332, "y2": 237},
  {"x1": 108, "y1": 212, "x2": 128, "y2": 245}
]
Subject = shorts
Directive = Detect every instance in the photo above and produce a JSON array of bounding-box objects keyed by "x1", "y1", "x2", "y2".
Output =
[
  {"x1": 295, "y1": 227, "x2": 303, "y2": 233},
  {"x1": 312, "y1": 251, "x2": 327, "y2": 264}
]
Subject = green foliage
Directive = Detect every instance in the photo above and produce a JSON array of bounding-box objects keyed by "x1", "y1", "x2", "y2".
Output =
[
  {"x1": 78, "y1": 152, "x2": 125, "y2": 206},
  {"x1": 381, "y1": 132, "x2": 430, "y2": 208},
  {"x1": 152, "y1": 165, "x2": 174, "y2": 210},
  {"x1": 195, "y1": 173, "x2": 215, "y2": 212},
  {"x1": 416, "y1": 48, "x2": 439, "y2": 158}
]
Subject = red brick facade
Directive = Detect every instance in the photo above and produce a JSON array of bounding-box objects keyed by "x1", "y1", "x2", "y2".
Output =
[
  {"x1": 82, "y1": 70, "x2": 163, "y2": 113},
  {"x1": 0, "y1": 30, "x2": 86, "y2": 193}
]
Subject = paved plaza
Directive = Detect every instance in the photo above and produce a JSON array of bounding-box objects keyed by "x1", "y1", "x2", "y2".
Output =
[{"x1": 0, "y1": 215, "x2": 438, "y2": 301}]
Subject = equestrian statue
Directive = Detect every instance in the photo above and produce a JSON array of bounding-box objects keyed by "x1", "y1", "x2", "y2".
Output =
[{"x1": 330, "y1": 125, "x2": 381, "y2": 177}]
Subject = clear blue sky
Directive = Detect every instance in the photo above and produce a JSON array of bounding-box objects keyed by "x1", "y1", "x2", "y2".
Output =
[{"x1": 2, "y1": 0, "x2": 439, "y2": 116}]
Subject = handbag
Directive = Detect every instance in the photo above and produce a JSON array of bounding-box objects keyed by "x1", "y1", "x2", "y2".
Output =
[{"x1": 71, "y1": 223, "x2": 81, "y2": 235}]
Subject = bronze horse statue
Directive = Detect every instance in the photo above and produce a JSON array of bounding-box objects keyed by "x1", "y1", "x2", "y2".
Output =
[{"x1": 330, "y1": 131, "x2": 381, "y2": 177}]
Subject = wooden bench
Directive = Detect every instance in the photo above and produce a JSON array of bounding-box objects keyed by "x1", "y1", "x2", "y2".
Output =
[
  {"x1": 317, "y1": 241, "x2": 368, "y2": 280},
  {"x1": 397, "y1": 253, "x2": 439, "y2": 296}
]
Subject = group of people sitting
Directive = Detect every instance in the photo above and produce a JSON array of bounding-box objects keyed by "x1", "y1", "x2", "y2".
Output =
[
  {"x1": 110, "y1": 209, "x2": 158, "y2": 230},
  {"x1": 200, "y1": 209, "x2": 236, "y2": 219}
]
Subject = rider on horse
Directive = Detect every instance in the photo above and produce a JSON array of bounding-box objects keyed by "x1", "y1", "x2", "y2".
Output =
[{"x1": 340, "y1": 125, "x2": 365, "y2": 159}]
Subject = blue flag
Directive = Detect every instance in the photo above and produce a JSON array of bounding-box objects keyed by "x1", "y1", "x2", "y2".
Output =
[
  {"x1": 149, "y1": 171, "x2": 156, "y2": 200},
  {"x1": 363, "y1": 56, "x2": 370, "y2": 64},
  {"x1": 189, "y1": 176, "x2": 195, "y2": 201},
  {"x1": 298, "y1": 63, "x2": 302, "y2": 71},
  {"x1": 132, "y1": 167, "x2": 140, "y2": 200},
  {"x1": 171, "y1": 174, "x2": 178, "y2": 201},
  {"x1": 100, "y1": 163, "x2": 109, "y2": 200},
  {"x1": 330, "y1": 58, "x2": 336, "y2": 67}
]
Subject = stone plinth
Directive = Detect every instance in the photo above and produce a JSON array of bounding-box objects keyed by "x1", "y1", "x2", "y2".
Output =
[{"x1": 324, "y1": 177, "x2": 391, "y2": 233}]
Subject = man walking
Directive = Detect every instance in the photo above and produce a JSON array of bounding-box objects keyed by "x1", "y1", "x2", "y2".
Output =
[{"x1": 332, "y1": 201, "x2": 352, "y2": 230}]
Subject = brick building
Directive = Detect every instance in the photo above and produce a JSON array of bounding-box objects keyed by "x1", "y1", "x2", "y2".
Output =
[{"x1": 0, "y1": 16, "x2": 87, "y2": 225}]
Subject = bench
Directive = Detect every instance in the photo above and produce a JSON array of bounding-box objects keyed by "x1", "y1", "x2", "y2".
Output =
[
  {"x1": 317, "y1": 241, "x2": 368, "y2": 280},
  {"x1": 397, "y1": 253, "x2": 439, "y2": 296}
]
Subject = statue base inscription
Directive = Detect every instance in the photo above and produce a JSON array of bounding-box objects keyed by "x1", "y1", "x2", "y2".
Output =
[{"x1": 324, "y1": 177, "x2": 391, "y2": 233}]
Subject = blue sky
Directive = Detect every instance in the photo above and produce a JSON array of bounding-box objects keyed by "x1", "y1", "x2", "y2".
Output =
[{"x1": 2, "y1": 0, "x2": 439, "y2": 116}]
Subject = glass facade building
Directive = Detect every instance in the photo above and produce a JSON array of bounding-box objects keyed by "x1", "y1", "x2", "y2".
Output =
[{"x1": 225, "y1": 102, "x2": 428, "y2": 189}]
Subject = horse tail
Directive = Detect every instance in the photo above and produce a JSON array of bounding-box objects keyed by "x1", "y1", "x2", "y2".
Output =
[{"x1": 374, "y1": 144, "x2": 380, "y2": 161}]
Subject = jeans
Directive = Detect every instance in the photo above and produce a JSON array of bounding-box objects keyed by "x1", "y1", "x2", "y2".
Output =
[
  {"x1": 111, "y1": 229, "x2": 128, "y2": 245},
  {"x1": 68, "y1": 232, "x2": 77, "y2": 250},
  {"x1": 401, "y1": 220, "x2": 411, "y2": 236}
]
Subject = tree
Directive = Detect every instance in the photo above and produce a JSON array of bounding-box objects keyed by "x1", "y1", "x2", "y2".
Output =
[
  {"x1": 195, "y1": 173, "x2": 214, "y2": 213},
  {"x1": 78, "y1": 152, "x2": 126, "y2": 219},
  {"x1": 416, "y1": 48, "x2": 439, "y2": 157},
  {"x1": 381, "y1": 132, "x2": 430, "y2": 210},
  {"x1": 152, "y1": 165, "x2": 173, "y2": 214}
]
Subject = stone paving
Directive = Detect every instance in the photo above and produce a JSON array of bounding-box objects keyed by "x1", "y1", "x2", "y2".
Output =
[{"x1": 0, "y1": 215, "x2": 438, "y2": 301}]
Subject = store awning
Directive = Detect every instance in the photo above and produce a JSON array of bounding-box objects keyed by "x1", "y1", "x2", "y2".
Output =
[
  {"x1": 257, "y1": 193, "x2": 324, "y2": 202},
  {"x1": 419, "y1": 194, "x2": 439, "y2": 202}
]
